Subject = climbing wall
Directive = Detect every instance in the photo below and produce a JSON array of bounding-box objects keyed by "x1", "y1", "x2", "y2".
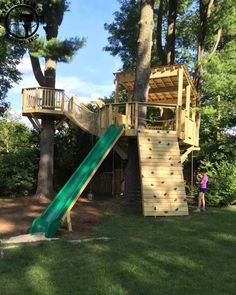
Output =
[{"x1": 138, "y1": 130, "x2": 189, "y2": 216}]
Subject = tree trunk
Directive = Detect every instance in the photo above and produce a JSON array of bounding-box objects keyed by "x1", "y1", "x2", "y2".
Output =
[
  {"x1": 35, "y1": 20, "x2": 58, "y2": 197},
  {"x1": 125, "y1": 0, "x2": 154, "y2": 204},
  {"x1": 166, "y1": 0, "x2": 177, "y2": 65},
  {"x1": 36, "y1": 117, "x2": 55, "y2": 197},
  {"x1": 194, "y1": 0, "x2": 215, "y2": 94},
  {"x1": 156, "y1": 0, "x2": 166, "y2": 65}
]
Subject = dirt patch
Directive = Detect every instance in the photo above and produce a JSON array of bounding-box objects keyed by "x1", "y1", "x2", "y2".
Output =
[{"x1": 0, "y1": 196, "x2": 104, "y2": 240}]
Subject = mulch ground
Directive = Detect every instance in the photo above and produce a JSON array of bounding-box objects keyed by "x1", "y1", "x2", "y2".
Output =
[{"x1": 0, "y1": 196, "x2": 105, "y2": 240}]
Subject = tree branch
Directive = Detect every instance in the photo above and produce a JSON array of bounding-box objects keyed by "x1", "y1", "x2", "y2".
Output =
[
  {"x1": 208, "y1": 27, "x2": 223, "y2": 61},
  {"x1": 29, "y1": 54, "x2": 46, "y2": 86},
  {"x1": 207, "y1": 0, "x2": 215, "y2": 18}
]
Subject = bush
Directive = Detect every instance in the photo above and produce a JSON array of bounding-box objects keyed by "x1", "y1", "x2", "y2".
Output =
[
  {"x1": 0, "y1": 121, "x2": 38, "y2": 197},
  {"x1": 197, "y1": 161, "x2": 236, "y2": 206}
]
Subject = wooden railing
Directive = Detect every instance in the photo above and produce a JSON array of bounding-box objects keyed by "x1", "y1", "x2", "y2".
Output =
[
  {"x1": 22, "y1": 87, "x2": 198, "y2": 145},
  {"x1": 99, "y1": 102, "x2": 177, "y2": 135},
  {"x1": 22, "y1": 87, "x2": 65, "y2": 113}
]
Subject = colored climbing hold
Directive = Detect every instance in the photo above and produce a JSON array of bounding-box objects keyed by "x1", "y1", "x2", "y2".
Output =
[
  {"x1": 164, "y1": 211, "x2": 168, "y2": 214},
  {"x1": 171, "y1": 172, "x2": 174, "y2": 175},
  {"x1": 175, "y1": 208, "x2": 179, "y2": 211},
  {"x1": 174, "y1": 187, "x2": 177, "y2": 190},
  {"x1": 151, "y1": 184, "x2": 154, "y2": 186},
  {"x1": 153, "y1": 195, "x2": 157, "y2": 198},
  {"x1": 149, "y1": 156, "x2": 152, "y2": 159},
  {"x1": 164, "y1": 193, "x2": 167, "y2": 196},
  {"x1": 171, "y1": 163, "x2": 174, "y2": 166},
  {"x1": 167, "y1": 143, "x2": 170, "y2": 146},
  {"x1": 167, "y1": 131, "x2": 169, "y2": 134},
  {"x1": 161, "y1": 181, "x2": 165, "y2": 184},
  {"x1": 158, "y1": 141, "x2": 161, "y2": 144},
  {"x1": 148, "y1": 138, "x2": 150, "y2": 141},
  {"x1": 174, "y1": 198, "x2": 177, "y2": 202},
  {"x1": 151, "y1": 171, "x2": 154, "y2": 174},
  {"x1": 169, "y1": 157, "x2": 172, "y2": 160},
  {"x1": 149, "y1": 148, "x2": 152, "y2": 151}
]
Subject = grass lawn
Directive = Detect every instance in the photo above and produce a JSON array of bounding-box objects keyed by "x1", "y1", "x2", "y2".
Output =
[{"x1": 0, "y1": 203, "x2": 236, "y2": 295}]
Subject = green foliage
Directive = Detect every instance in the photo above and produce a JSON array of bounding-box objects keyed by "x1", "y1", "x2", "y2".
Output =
[
  {"x1": 104, "y1": 0, "x2": 140, "y2": 69},
  {"x1": 0, "y1": 121, "x2": 38, "y2": 196},
  {"x1": 54, "y1": 120, "x2": 92, "y2": 190},
  {"x1": 29, "y1": 37, "x2": 86, "y2": 62},
  {"x1": 197, "y1": 160, "x2": 236, "y2": 206}
]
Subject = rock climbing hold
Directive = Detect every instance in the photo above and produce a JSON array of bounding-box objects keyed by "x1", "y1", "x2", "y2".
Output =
[
  {"x1": 149, "y1": 148, "x2": 152, "y2": 151},
  {"x1": 170, "y1": 172, "x2": 174, "y2": 175},
  {"x1": 153, "y1": 195, "x2": 157, "y2": 198},
  {"x1": 169, "y1": 157, "x2": 172, "y2": 160},
  {"x1": 174, "y1": 187, "x2": 177, "y2": 190},
  {"x1": 158, "y1": 141, "x2": 161, "y2": 144},
  {"x1": 149, "y1": 156, "x2": 152, "y2": 159},
  {"x1": 167, "y1": 131, "x2": 169, "y2": 134},
  {"x1": 171, "y1": 163, "x2": 174, "y2": 166},
  {"x1": 167, "y1": 143, "x2": 170, "y2": 146},
  {"x1": 174, "y1": 198, "x2": 177, "y2": 202},
  {"x1": 164, "y1": 193, "x2": 167, "y2": 196},
  {"x1": 164, "y1": 211, "x2": 168, "y2": 214},
  {"x1": 151, "y1": 171, "x2": 154, "y2": 174},
  {"x1": 161, "y1": 181, "x2": 165, "y2": 184},
  {"x1": 151, "y1": 184, "x2": 154, "y2": 186},
  {"x1": 148, "y1": 138, "x2": 150, "y2": 141},
  {"x1": 175, "y1": 208, "x2": 179, "y2": 211}
]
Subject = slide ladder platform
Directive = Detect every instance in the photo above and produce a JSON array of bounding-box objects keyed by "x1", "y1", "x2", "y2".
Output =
[
  {"x1": 29, "y1": 124, "x2": 125, "y2": 238},
  {"x1": 138, "y1": 130, "x2": 189, "y2": 216}
]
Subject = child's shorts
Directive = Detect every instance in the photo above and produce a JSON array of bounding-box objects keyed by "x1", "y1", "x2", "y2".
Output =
[{"x1": 199, "y1": 188, "x2": 206, "y2": 193}]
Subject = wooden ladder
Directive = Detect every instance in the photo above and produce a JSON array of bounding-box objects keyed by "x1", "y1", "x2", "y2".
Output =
[{"x1": 138, "y1": 129, "x2": 189, "y2": 216}]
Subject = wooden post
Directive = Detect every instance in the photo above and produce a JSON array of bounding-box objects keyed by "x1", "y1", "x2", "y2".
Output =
[
  {"x1": 135, "y1": 102, "x2": 139, "y2": 130},
  {"x1": 61, "y1": 90, "x2": 65, "y2": 112},
  {"x1": 108, "y1": 104, "x2": 113, "y2": 125},
  {"x1": 176, "y1": 68, "x2": 183, "y2": 135},
  {"x1": 35, "y1": 87, "x2": 40, "y2": 112},
  {"x1": 66, "y1": 210, "x2": 73, "y2": 232},
  {"x1": 125, "y1": 103, "x2": 129, "y2": 129},
  {"x1": 114, "y1": 76, "x2": 119, "y2": 103},
  {"x1": 185, "y1": 85, "x2": 191, "y2": 139},
  {"x1": 22, "y1": 89, "x2": 26, "y2": 113},
  {"x1": 71, "y1": 96, "x2": 76, "y2": 113}
]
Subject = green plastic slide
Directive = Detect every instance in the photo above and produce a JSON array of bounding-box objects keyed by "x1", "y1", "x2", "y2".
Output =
[{"x1": 29, "y1": 124, "x2": 125, "y2": 238}]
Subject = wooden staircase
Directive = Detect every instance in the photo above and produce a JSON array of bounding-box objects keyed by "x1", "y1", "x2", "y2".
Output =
[
  {"x1": 138, "y1": 129, "x2": 189, "y2": 216},
  {"x1": 64, "y1": 98, "x2": 98, "y2": 136}
]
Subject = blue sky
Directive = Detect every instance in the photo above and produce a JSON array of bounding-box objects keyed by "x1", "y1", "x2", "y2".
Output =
[{"x1": 9, "y1": 0, "x2": 122, "y2": 113}]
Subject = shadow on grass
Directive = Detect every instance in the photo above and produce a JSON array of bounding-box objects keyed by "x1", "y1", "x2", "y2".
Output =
[{"x1": 0, "y1": 207, "x2": 236, "y2": 295}]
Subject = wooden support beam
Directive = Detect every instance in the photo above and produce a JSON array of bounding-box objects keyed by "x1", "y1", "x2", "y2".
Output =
[
  {"x1": 27, "y1": 116, "x2": 41, "y2": 131},
  {"x1": 180, "y1": 146, "x2": 200, "y2": 163},
  {"x1": 66, "y1": 210, "x2": 73, "y2": 232},
  {"x1": 176, "y1": 68, "x2": 184, "y2": 136},
  {"x1": 55, "y1": 118, "x2": 66, "y2": 130},
  {"x1": 185, "y1": 85, "x2": 191, "y2": 140}
]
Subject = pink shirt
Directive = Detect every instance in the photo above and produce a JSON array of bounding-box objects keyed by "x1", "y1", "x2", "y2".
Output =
[{"x1": 200, "y1": 175, "x2": 208, "y2": 188}]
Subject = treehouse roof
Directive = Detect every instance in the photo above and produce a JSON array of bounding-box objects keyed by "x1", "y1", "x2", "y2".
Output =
[{"x1": 114, "y1": 64, "x2": 198, "y2": 105}]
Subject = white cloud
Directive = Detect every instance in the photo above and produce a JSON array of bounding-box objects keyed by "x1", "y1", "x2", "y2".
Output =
[
  {"x1": 17, "y1": 57, "x2": 33, "y2": 74},
  {"x1": 56, "y1": 76, "x2": 114, "y2": 99}
]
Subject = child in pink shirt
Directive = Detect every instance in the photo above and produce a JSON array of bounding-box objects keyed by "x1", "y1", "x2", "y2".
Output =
[{"x1": 195, "y1": 169, "x2": 208, "y2": 212}]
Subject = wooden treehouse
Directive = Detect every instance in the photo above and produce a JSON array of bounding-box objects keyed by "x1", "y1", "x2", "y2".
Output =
[{"x1": 22, "y1": 64, "x2": 200, "y2": 217}]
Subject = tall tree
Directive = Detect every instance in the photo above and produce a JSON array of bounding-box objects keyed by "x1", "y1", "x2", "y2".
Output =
[
  {"x1": 0, "y1": 20, "x2": 25, "y2": 115},
  {"x1": 28, "y1": 1, "x2": 85, "y2": 197},
  {"x1": 125, "y1": 0, "x2": 155, "y2": 203}
]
